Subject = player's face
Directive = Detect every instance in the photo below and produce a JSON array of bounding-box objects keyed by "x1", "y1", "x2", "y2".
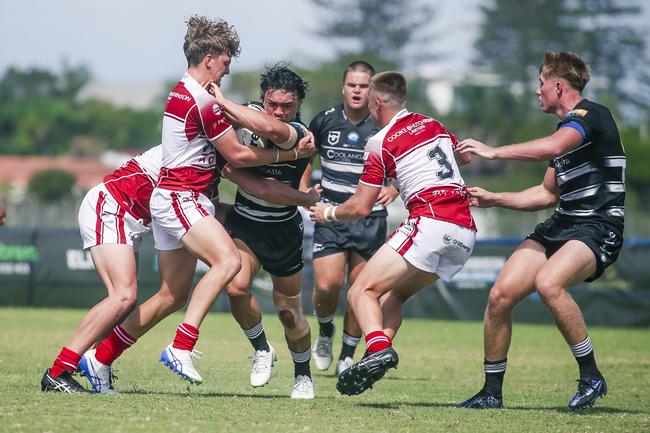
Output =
[
  {"x1": 342, "y1": 71, "x2": 372, "y2": 111},
  {"x1": 536, "y1": 73, "x2": 558, "y2": 113},
  {"x1": 263, "y1": 89, "x2": 300, "y2": 122},
  {"x1": 208, "y1": 53, "x2": 232, "y2": 86}
]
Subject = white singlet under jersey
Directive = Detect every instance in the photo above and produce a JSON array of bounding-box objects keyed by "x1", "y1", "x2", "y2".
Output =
[
  {"x1": 159, "y1": 72, "x2": 232, "y2": 194},
  {"x1": 360, "y1": 109, "x2": 476, "y2": 231}
]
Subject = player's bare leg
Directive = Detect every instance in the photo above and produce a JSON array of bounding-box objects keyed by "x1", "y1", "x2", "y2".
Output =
[
  {"x1": 335, "y1": 251, "x2": 367, "y2": 374},
  {"x1": 459, "y1": 240, "x2": 550, "y2": 408},
  {"x1": 338, "y1": 245, "x2": 436, "y2": 395},
  {"x1": 160, "y1": 216, "x2": 241, "y2": 384},
  {"x1": 43, "y1": 243, "x2": 138, "y2": 393},
  {"x1": 311, "y1": 252, "x2": 346, "y2": 370},
  {"x1": 80, "y1": 247, "x2": 197, "y2": 393},
  {"x1": 533, "y1": 240, "x2": 606, "y2": 409},
  {"x1": 226, "y1": 241, "x2": 275, "y2": 388},
  {"x1": 380, "y1": 272, "x2": 438, "y2": 340},
  {"x1": 273, "y1": 272, "x2": 314, "y2": 399},
  {"x1": 121, "y1": 248, "x2": 197, "y2": 339},
  {"x1": 67, "y1": 244, "x2": 138, "y2": 354}
]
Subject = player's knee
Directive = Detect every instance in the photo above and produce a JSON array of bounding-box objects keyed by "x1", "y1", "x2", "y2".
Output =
[
  {"x1": 278, "y1": 309, "x2": 296, "y2": 328},
  {"x1": 111, "y1": 289, "x2": 137, "y2": 313},
  {"x1": 226, "y1": 282, "x2": 249, "y2": 299},
  {"x1": 220, "y1": 254, "x2": 242, "y2": 282},
  {"x1": 274, "y1": 291, "x2": 309, "y2": 340},
  {"x1": 487, "y1": 286, "x2": 517, "y2": 314},
  {"x1": 534, "y1": 277, "x2": 564, "y2": 304},
  {"x1": 160, "y1": 290, "x2": 188, "y2": 312}
]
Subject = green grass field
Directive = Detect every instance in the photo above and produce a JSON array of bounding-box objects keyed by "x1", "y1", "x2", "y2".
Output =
[{"x1": 1, "y1": 307, "x2": 648, "y2": 433}]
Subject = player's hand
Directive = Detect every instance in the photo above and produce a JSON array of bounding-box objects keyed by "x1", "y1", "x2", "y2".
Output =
[
  {"x1": 0, "y1": 202, "x2": 6, "y2": 226},
  {"x1": 309, "y1": 202, "x2": 330, "y2": 224},
  {"x1": 295, "y1": 134, "x2": 316, "y2": 159},
  {"x1": 458, "y1": 138, "x2": 497, "y2": 160},
  {"x1": 467, "y1": 186, "x2": 497, "y2": 208},
  {"x1": 207, "y1": 81, "x2": 226, "y2": 104},
  {"x1": 303, "y1": 184, "x2": 322, "y2": 208},
  {"x1": 376, "y1": 185, "x2": 399, "y2": 206}
]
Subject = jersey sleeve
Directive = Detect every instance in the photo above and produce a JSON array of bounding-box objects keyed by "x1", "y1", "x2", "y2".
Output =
[
  {"x1": 558, "y1": 108, "x2": 594, "y2": 143},
  {"x1": 199, "y1": 99, "x2": 232, "y2": 141},
  {"x1": 308, "y1": 115, "x2": 322, "y2": 149},
  {"x1": 359, "y1": 137, "x2": 385, "y2": 187}
]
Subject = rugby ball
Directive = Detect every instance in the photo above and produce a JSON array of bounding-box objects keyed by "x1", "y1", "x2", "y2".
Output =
[{"x1": 235, "y1": 103, "x2": 267, "y2": 148}]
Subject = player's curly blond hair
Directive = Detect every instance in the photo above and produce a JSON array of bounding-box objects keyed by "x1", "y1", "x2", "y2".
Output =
[
  {"x1": 540, "y1": 51, "x2": 590, "y2": 92},
  {"x1": 183, "y1": 15, "x2": 241, "y2": 67}
]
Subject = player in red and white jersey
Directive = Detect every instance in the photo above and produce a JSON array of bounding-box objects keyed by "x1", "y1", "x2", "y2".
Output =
[
  {"x1": 41, "y1": 145, "x2": 160, "y2": 393},
  {"x1": 40, "y1": 139, "x2": 318, "y2": 394},
  {"x1": 310, "y1": 71, "x2": 476, "y2": 396},
  {"x1": 149, "y1": 16, "x2": 316, "y2": 387}
]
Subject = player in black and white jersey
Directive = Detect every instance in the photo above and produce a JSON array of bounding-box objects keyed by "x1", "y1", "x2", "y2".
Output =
[
  {"x1": 457, "y1": 51, "x2": 625, "y2": 410},
  {"x1": 300, "y1": 61, "x2": 399, "y2": 375},
  {"x1": 215, "y1": 64, "x2": 318, "y2": 399}
]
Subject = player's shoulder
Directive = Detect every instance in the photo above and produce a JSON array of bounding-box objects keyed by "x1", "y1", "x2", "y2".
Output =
[{"x1": 312, "y1": 104, "x2": 343, "y2": 124}]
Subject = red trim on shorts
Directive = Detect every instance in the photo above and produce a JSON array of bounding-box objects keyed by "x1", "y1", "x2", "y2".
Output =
[
  {"x1": 95, "y1": 191, "x2": 106, "y2": 245},
  {"x1": 191, "y1": 192, "x2": 209, "y2": 218},
  {"x1": 171, "y1": 191, "x2": 191, "y2": 231},
  {"x1": 396, "y1": 217, "x2": 420, "y2": 255},
  {"x1": 115, "y1": 204, "x2": 127, "y2": 244}
]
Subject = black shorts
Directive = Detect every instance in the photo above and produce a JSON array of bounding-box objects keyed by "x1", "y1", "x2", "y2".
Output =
[
  {"x1": 224, "y1": 211, "x2": 304, "y2": 277},
  {"x1": 312, "y1": 215, "x2": 387, "y2": 260},
  {"x1": 526, "y1": 217, "x2": 623, "y2": 282}
]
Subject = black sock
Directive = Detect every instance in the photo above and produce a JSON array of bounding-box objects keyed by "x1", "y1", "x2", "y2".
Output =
[
  {"x1": 243, "y1": 322, "x2": 270, "y2": 352},
  {"x1": 294, "y1": 360, "x2": 311, "y2": 377},
  {"x1": 291, "y1": 348, "x2": 312, "y2": 377},
  {"x1": 319, "y1": 321, "x2": 335, "y2": 338},
  {"x1": 339, "y1": 332, "x2": 361, "y2": 359},
  {"x1": 484, "y1": 359, "x2": 507, "y2": 396},
  {"x1": 576, "y1": 351, "x2": 601, "y2": 379}
]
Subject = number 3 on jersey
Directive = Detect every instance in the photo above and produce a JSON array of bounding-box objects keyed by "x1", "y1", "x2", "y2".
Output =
[{"x1": 427, "y1": 146, "x2": 454, "y2": 179}]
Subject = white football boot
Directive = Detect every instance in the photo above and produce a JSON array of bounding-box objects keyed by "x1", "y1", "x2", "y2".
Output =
[
  {"x1": 291, "y1": 375, "x2": 315, "y2": 399},
  {"x1": 160, "y1": 344, "x2": 203, "y2": 384},
  {"x1": 249, "y1": 344, "x2": 276, "y2": 387}
]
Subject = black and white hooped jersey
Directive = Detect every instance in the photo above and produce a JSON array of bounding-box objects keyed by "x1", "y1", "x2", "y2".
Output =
[
  {"x1": 552, "y1": 99, "x2": 625, "y2": 228},
  {"x1": 309, "y1": 104, "x2": 386, "y2": 216},
  {"x1": 233, "y1": 103, "x2": 308, "y2": 223}
]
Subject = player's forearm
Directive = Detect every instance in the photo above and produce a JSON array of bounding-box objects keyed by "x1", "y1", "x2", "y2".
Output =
[
  {"x1": 492, "y1": 186, "x2": 558, "y2": 211},
  {"x1": 220, "y1": 99, "x2": 291, "y2": 143},
  {"x1": 227, "y1": 146, "x2": 297, "y2": 168},
  {"x1": 495, "y1": 136, "x2": 564, "y2": 161},
  {"x1": 329, "y1": 198, "x2": 373, "y2": 221},
  {"x1": 257, "y1": 179, "x2": 315, "y2": 207}
]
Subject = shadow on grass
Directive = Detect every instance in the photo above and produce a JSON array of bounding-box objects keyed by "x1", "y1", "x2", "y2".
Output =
[
  {"x1": 357, "y1": 401, "x2": 646, "y2": 415},
  {"x1": 119, "y1": 389, "x2": 335, "y2": 400}
]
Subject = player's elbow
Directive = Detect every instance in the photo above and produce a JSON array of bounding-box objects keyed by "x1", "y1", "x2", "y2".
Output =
[
  {"x1": 353, "y1": 201, "x2": 373, "y2": 218},
  {"x1": 252, "y1": 183, "x2": 272, "y2": 200},
  {"x1": 226, "y1": 152, "x2": 250, "y2": 169}
]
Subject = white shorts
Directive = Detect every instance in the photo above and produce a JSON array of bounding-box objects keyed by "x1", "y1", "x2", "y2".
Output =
[
  {"x1": 387, "y1": 216, "x2": 476, "y2": 281},
  {"x1": 78, "y1": 184, "x2": 150, "y2": 251},
  {"x1": 150, "y1": 187, "x2": 215, "y2": 251}
]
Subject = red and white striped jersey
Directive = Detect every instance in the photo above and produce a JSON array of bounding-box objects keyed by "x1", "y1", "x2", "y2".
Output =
[
  {"x1": 158, "y1": 72, "x2": 232, "y2": 194},
  {"x1": 103, "y1": 145, "x2": 161, "y2": 224},
  {"x1": 360, "y1": 109, "x2": 476, "y2": 230}
]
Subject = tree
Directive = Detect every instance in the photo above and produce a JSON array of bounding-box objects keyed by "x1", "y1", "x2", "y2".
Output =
[
  {"x1": 472, "y1": 0, "x2": 647, "y2": 106},
  {"x1": 473, "y1": 0, "x2": 575, "y2": 86},
  {"x1": 310, "y1": 0, "x2": 438, "y2": 67},
  {"x1": 28, "y1": 169, "x2": 76, "y2": 203},
  {"x1": 571, "y1": 0, "x2": 647, "y2": 106}
]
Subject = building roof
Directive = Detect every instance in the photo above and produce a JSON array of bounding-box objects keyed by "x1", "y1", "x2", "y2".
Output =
[{"x1": 0, "y1": 155, "x2": 114, "y2": 191}]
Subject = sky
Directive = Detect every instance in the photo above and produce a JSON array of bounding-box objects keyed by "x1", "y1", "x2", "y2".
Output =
[{"x1": 0, "y1": 0, "x2": 482, "y2": 84}]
